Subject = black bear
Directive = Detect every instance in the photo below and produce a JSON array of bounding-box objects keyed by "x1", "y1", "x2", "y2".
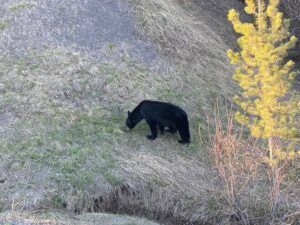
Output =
[{"x1": 125, "y1": 100, "x2": 190, "y2": 144}]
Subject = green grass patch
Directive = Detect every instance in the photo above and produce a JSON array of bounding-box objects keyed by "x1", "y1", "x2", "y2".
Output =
[
  {"x1": 9, "y1": 1, "x2": 34, "y2": 12},
  {"x1": 5, "y1": 108, "x2": 126, "y2": 189},
  {"x1": 0, "y1": 20, "x2": 9, "y2": 31}
]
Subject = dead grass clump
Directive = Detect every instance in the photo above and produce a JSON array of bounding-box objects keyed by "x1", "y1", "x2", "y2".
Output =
[
  {"x1": 207, "y1": 106, "x2": 300, "y2": 224},
  {"x1": 41, "y1": 153, "x2": 218, "y2": 225},
  {"x1": 208, "y1": 109, "x2": 264, "y2": 224},
  {"x1": 130, "y1": 0, "x2": 229, "y2": 65},
  {"x1": 117, "y1": 154, "x2": 218, "y2": 224}
]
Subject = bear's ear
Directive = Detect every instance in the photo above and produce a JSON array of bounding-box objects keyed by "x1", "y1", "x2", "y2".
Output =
[{"x1": 128, "y1": 111, "x2": 131, "y2": 116}]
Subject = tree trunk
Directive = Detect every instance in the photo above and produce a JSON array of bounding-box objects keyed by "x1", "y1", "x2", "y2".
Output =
[{"x1": 268, "y1": 137, "x2": 273, "y2": 160}]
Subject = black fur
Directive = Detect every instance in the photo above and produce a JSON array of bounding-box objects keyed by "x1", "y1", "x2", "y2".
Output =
[{"x1": 126, "y1": 100, "x2": 190, "y2": 144}]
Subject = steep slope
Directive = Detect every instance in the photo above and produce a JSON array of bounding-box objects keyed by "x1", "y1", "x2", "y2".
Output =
[
  {"x1": 131, "y1": 0, "x2": 244, "y2": 109},
  {"x1": 4, "y1": 0, "x2": 297, "y2": 225}
]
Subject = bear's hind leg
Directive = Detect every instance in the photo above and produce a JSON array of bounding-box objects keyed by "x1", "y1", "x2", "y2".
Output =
[
  {"x1": 178, "y1": 139, "x2": 189, "y2": 144},
  {"x1": 176, "y1": 119, "x2": 190, "y2": 144},
  {"x1": 166, "y1": 126, "x2": 177, "y2": 134}
]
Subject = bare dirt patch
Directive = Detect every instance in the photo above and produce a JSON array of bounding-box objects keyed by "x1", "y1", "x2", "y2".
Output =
[{"x1": 0, "y1": 0, "x2": 158, "y2": 64}]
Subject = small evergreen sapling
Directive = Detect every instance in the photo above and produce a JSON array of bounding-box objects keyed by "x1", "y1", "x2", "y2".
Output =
[{"x1": 227, "y1": 0, "x2": 300, "y2": 163}]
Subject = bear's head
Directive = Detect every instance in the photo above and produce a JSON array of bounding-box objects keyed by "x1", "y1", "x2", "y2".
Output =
[{"x1": 125, "y1": 111, "x2": 136, "y2": 129}]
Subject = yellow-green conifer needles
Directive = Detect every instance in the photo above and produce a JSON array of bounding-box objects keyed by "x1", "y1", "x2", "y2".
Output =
[{"x1": 227, "y1": 0, "x2": 299, "y2": 162}]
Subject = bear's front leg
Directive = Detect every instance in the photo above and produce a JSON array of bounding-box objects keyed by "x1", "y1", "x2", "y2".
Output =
[
  {"x1": 159, "y1": 123, "x2": 165, "y2": 134},
  {"x1": 146, "y1": 120, "x2": 158, "y2": 140}
]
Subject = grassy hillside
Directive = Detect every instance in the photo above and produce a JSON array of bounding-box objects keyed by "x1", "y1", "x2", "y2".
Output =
[
  {"x1": 0, "y1": 0, "x2": 299, "y2": 224},
  {"x1": 0, "y1": 42, "x2": 217, "y2": 224}
]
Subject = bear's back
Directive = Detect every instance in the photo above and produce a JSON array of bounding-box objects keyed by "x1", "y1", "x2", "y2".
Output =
[{"x1": 140, "y1": 100, "x2": 187, "y2": 119}]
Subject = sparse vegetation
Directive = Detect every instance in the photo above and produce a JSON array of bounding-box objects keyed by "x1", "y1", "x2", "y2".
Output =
[
  {"x1": 209, "y1": 107, "x2": 300, "y2": 224},
  {"x1": 209, "y1": 112, "x2": 260, "y2": 224}
]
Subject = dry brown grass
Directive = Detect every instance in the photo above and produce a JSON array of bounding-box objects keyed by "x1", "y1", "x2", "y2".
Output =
[
  {"x1": 0, "y1": 211, "x2": 159, "y2": 225},
  {"x1": 208, "y1": 109, "x2": 265, "y2": 224},
  {"x1": 130, "y1": 0, "x2": 238, "y2": 64},
  {"x1": 207, "y1": 105, "x2": 300, "y2": 225},
  {"x1": 119, "y1": 154, "x2": 217, "y2": 224}
]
